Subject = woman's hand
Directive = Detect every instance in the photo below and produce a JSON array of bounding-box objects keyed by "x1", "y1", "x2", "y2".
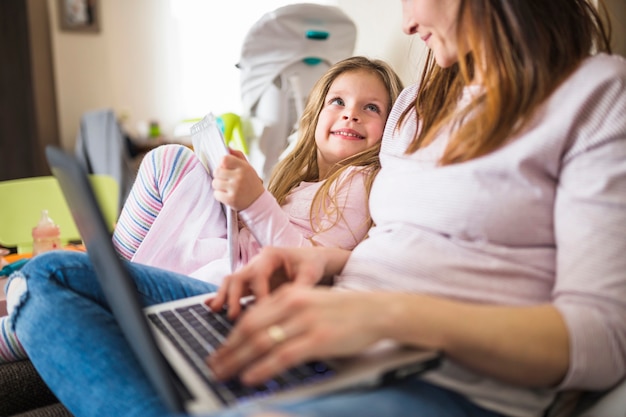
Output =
[
  {"x1": 208, "y1": 246, "x2": 350, "y2": 319},
  {"x1": 212, "y1": 150, "x2": 264, "y2": 211},
  {"x1": 210, "y1": 287, "x2": 571, "y2": 388},
  {"x1": 208, "y1": 285, "x2": 389, "y2": 386}
]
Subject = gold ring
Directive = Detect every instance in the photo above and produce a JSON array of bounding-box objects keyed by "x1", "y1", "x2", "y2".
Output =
[{"x1": 267, "y1": 325, "x2": 287, "y2": 344}]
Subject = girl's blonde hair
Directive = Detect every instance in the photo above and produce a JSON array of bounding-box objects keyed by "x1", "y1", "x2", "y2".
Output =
[
  {"x1": 401, "y1": 0, "x2": 612, "y2": 164},
  {"x1": 267, "y1": 56, "x2": 404, "y2": 236}
]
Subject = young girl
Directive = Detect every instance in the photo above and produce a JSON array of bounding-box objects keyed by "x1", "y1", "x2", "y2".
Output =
[
  {"x1": 112, "y1": 56, "x2": 404, "y2": 284},
  {"x1": 0, "y1": 56, "x2": 403, "y2": 363}
]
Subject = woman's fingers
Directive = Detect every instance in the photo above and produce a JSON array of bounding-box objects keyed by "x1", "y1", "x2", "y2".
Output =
[
  {"x1": 210, "y1": 293, "x2": 297, "y2": 376},
  {"x1": 210, "y1": 247, "x2": 337, "y2": 337},
  {"x1": 209, "y1": 287, "x2": 388, "y2": 384},
  {"x1": 209, "y1": 286, "x2": 320, "y2": 381},
  {"x1": 239, "y1": 330, "x2": 315, "y2": 385},
  {"x1": 207, "y1": 275, "x2": 236, "y2": 313},
  {"x1": 209, "y1": 249, "x2": 286, "y2": 318},
  {"x1": 209, "y1": 272, "x2": 255, "y2": 319}
]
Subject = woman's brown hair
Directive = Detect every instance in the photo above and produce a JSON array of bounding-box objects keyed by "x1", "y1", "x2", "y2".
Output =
[
  {"x1": 267, "y1": 56, "x2": 404, "y2": 237},
  {"x1": 401, "y1": 0, "x2": 612, "y2": 164}
]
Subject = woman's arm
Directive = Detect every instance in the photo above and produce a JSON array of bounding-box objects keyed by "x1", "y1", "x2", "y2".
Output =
[
  {"x1": 208, "y1": 286, "x2": 569, "y2": 388},
  {"x1": 382, "y1": 294, "x2": 570, "y2": 387},
  {"x1": 209, "y1": 246, "x2": 351, "y2": 318}
]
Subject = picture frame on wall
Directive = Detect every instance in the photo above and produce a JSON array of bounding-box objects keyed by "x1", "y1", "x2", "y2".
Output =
[{"x1": 58, "y1": 0, "x2": 99, "y2": 33}]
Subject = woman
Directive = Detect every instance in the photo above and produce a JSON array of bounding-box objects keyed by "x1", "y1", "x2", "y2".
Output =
[
  {"x1": 8, "y1": 0, "x2": 626, "y2": 416},
  {"x1": 209, "y1": 1, "x2": 626, "y2": 415}
]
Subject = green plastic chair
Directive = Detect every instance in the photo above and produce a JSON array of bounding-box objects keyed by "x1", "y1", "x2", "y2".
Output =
[{"x1": 0, "y1": 175, "x2": 119, "y2": 253}]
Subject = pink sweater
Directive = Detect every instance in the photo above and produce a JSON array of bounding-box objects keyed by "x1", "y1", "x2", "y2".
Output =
[{"x1": 337, "y1": 54, "x2": 626, "y2": 417}]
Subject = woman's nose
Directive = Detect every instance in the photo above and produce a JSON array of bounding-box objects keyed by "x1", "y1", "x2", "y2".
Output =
[
  {"x1": 401, "y1": 1, "x2": 418, "y2": 35},
  {"x1": 403, "y1": 22, "x2": 418, "y2": 36}
]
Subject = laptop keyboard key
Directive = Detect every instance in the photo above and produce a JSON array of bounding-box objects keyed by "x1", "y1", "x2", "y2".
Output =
[{"x1": 148, "y1": 303, "x2": 336, "y2": 404}]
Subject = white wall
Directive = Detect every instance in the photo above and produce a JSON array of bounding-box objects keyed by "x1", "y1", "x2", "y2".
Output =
[
  {"x1": 48, "y1": 0, "x2": 182, "y2": 150},
  {"x1": 47, "y1": 0, "x2": 624, "y2": 151},
  {"x1": 338, "y1": 0, "x2": 425, "y2": 85},
  {"x1": 47, "y1": 0, "x2": 424, "y2": 150}
]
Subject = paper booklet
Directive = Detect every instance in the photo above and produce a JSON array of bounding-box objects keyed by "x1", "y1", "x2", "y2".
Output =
[{"x1": 190, "y1": 113, "x2": 240, "y2": 273}]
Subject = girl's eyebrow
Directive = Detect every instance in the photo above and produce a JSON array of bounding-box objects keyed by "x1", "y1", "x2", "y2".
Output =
[
  {"x1": 361, "y1": 97, "x2": 387, "y2": 107},
  {"x1": 327, "y1": 88, "x2": 386, "y2": 104}
]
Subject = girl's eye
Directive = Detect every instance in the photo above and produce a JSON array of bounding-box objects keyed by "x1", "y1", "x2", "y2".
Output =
[
  {"x1": 365, "y1": 104, "x2": 381, "y2": 113},
  {"x1": 329, "y1": 97, "x2": 345, "y2": 106}
]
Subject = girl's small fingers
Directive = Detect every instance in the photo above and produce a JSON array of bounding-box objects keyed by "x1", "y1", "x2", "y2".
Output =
[
  {"x1": 211, "y1": 177, "x2": 227, "y2": 193},
  {"x1": 220, "y1": 153, "x2": 246, "y2": 169},
  {"x1": 228, "y1": 149, "x2": 246, "y2": 159},
  {"x1": 219, "y1": 155, "x2": 231, "y2": 168},
  {"x1": 212, "y1": 165, "x2": 226, "y2": 179},
  {"x1": 212, "y1": 190, "x2": 229, "y2": 207}
]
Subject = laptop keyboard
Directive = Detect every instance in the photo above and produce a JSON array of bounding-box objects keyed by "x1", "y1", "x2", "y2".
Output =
[{"x1": 147, "y1": 303, "x2": 335, "y2": 405}]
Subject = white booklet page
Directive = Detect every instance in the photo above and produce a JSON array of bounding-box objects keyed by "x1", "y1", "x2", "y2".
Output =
[{"x1": 190, "y1": 113, "x2": 240, "y2": 273}]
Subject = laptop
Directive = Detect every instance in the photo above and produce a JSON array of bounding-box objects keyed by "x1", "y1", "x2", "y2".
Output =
[{"x1": 45, "y1": 145, "x2": 441, "y2": 414}]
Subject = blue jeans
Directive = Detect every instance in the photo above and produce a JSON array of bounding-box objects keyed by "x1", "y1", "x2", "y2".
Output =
[{"x1": 9, "y1": 251, "x2": 504, "y2": 417}]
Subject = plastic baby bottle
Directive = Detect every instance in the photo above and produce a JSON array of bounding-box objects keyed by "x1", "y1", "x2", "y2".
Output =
[{"x1": 32, "y1": 210, "x2": 61, "y2": 256}]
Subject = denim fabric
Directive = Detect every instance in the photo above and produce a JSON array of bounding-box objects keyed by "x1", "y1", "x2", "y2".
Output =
[
  {"x1": 10, "y1": 251, "x2": 504, "y2": 417},
  {"x1": 208, "y1": 378, "x2": 506, "y2": 417},
  {"x1": 10, "y1": 251, "x2": 216, "y2": 417}
]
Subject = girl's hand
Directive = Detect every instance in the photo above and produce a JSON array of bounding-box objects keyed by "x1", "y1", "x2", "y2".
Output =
[
  {"x1": 208, "y1": 285, "x2": 388, "y2": 385},
  {"x1": 212, "y1": 150, "x2": 264, "y2": 211},
  {"x1": 208, "y1": 246, "x2": 348, "y2": 319}
]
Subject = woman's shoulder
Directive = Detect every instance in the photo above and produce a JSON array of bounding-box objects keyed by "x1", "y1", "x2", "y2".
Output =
[
  {"x1": 550, "y1": 53, "x2": 626, "y2": 112},
  {"x1": 551, "y1": 54, "x2": 626, "y2": 158},
  {"x1": 393, "y1": 84, "x2": 420, "y2": 111},
  {"x1": 383, "y1": 83, "x2": 420, "y2": 147},
  {"x1": 580, "y1": 53, "x2": 626, "y2": 74},
  {"x1": 569, "y1": 53, "x2": 626, "y2": 88}
]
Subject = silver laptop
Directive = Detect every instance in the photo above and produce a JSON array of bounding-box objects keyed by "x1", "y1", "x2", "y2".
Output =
[{"x1": 45, "y1": 145, "x2": 441, "y2": 414}]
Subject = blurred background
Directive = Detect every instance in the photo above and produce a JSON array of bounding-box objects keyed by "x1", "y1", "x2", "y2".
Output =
[{"x1": 0, "y1": 0, "x2": 624, "y2": 181}]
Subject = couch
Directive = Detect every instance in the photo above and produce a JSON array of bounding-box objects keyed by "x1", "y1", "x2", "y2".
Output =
[{"x1": 0, "y1": 360, "x2": 71, "y2": 417}]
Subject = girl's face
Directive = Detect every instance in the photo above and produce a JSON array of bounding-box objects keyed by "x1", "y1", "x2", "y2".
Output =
[
  {"x1": 402, "y1": 0, "x2": 462, "y2": 68},
  {"x1": 314, "y1": 70, "x2": 389, "y2": 179}
]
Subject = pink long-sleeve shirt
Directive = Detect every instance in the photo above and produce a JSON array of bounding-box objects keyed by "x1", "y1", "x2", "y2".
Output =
[
  {"x1": 336, "y1": 53, "x2": 626, "y2": 417},
  {"x1": 131, "y1": 163, "x2": 372, "y2": 285}
]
